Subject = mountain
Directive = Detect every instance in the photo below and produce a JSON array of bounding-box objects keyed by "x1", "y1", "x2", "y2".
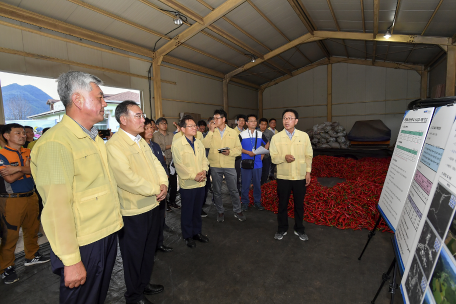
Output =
[{"x1": 1, "y1": 83, "x2": 51, "y2": 120}]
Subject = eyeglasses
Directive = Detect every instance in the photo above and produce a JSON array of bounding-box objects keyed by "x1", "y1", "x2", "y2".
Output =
[
  {"x1": 185, "y1": 125, "x2": 197, "y2": 128},
  {"x1": 283, "y1": 117, "x2": 296, "y2": 121},
  {"x1": 132, "y1": 113, "x2": 146, "y2": 119},
  {"x1": 213, "y1": 116, "x2": 223, "y2": 120}
]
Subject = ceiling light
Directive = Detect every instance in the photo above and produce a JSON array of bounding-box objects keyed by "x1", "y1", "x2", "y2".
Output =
[
  {"x1": 174, "y1": 16, "x2": 183, "y2": 25},
  {"x1": 174, "y1": 12, "x2": 183, "y2": 25},
  {"x1": 384, "y1": 26, "x2": 392, "y2": 39},
  {"x1": 245, "y1": 54, "x2": 256, "y2": 62}
]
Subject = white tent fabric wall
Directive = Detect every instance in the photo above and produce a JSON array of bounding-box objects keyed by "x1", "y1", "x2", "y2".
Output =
[{"x1": 263, "y1": 63, "x2": 421, "y2": 145}]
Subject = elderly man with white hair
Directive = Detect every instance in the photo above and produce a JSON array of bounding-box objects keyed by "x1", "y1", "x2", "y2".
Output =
[{"x1": 31, "y1": 71, "x2": 123, "y2": 304}]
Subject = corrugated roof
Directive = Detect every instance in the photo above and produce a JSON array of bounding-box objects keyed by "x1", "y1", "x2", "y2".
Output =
[{"x1": 1, "y1": 0, "x2": 453, "y2": 86}]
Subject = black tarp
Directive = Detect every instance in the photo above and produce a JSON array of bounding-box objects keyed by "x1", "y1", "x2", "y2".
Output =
[{"x1": 347, "y1": 120, "x2": 391, "y2": 142}]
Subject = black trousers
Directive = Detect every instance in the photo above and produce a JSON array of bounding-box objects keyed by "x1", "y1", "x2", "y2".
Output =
[
  {"x1": 235, "y1": 156, "x2": 242, "y2": 192},
  {"x1": 261, "y1": 157, "x2": 272, "y2": 185},
  {"x1": 168, "y1": 171, "x2": 178, "y2": 204},
  {"x1": 157, "y1": 199, "x2": 166, "y2": 247},
  {"x1": 50, "y1": 233, "x2": 117, "y2": 304},
  {"x1": 180, "y1": 187, "x2": 205, "y2": 239},
  {"x1": 119, "y1": 208, "x2": 160, "y2": 302},
  {"x1": 277, "y1": 179, "x2": 306, "y2": 234}
]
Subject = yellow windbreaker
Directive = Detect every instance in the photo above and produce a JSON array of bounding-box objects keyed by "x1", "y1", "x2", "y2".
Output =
[
  {"x1": 106, "y1": 129, "x2": 169, "y2": 216},
  {"x1": 31, "y1": 115, "x2": 123, "y2": 266},
  {"x1": 270, "y1": 129, "x2": 313, "y2": 180},
  {"x1": 172, "y1": 135, "x2": 209, "y2": 189},
  {"x1": 201, "y1": 126, "x2": 241, "y2": 168}
]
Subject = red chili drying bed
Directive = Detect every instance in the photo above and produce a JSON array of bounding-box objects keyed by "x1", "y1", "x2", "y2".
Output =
[{"x1": 249, "y1": 155, "x2": 392, "y2": 232}]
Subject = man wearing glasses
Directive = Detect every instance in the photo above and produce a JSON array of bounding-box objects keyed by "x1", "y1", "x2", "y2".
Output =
[
  {"x1": 172, "y1": 115, "x2": 209, "y2": 248},
  {"x1": 153, "y1": 118, "x2": 180, "y2": 211},
  {"x1": 269, "y1": 109, "x2": 313, "y2": 242},
  {"x1": 202, "y1": 109, "x2": 245, "y2": 223},
  {"x1": 106, "y1": 100, "x2": 168, "y2": 304}
]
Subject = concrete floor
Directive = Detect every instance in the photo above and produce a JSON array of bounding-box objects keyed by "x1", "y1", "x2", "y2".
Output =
[{"x1": 1, "y1": 183, "x2": 403, "y2": 304}]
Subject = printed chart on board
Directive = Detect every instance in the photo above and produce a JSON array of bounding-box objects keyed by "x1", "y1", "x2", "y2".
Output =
[
  {"x1": 401, "y1": 118, "x2": 456, "y2": 304},
  {"x1": 395, "y1": 106, "x2": 456, "y2": 271},
  {"x1": 378, "y1": 108, "x2": 434, "y2": 231}
]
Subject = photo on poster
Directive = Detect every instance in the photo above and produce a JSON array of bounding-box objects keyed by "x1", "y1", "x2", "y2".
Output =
[
  {"x1": 428, "y1": 183, "x2": 456, "y2": 239},
  {"x1": 429, "y1": 246, "x2": 456, "y2": 304},
  {"x1": 416, "y1": 220, "x2": 441, "y2": 279},
  {"x1": 444, "y1": 211, "x2": 456, "y2": 256},
  {"x1": 406, "y1": 254, "x2": 427, "y2": 304},
  {"x1": 423, "y1": 289, "x2": 436, "y2": 304}
]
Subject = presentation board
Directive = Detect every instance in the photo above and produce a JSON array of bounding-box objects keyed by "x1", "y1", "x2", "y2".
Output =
[
  {"x1": 378, "y1": 108, "x2": 434, "y2": 231},
  {"x1": 394, "y1": 106, "x2": 456, "y2": 271},
  {"x1": 400, "y1": 118, "x2": 456, "y2": 304}
]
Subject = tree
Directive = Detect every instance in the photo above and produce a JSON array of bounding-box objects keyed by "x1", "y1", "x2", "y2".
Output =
[{"x1": 5, "y1": 95, "x2": 31, "y2": 120}]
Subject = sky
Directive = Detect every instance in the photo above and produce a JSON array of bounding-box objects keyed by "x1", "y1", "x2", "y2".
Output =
[{"x1": 0, "y1": 71, "x2": 134, "y2": 100}]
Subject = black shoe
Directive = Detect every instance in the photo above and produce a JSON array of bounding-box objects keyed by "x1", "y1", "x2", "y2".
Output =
[
  {"x1": 166, "y1": 205, "x2": 172, "y2": 212},
  {"x1": 193, "y1": 233, "x2": 209, "y2": 243},
  {"x1": 157, "y1": 245, "x2": 173, "y2": 252},
  {"x1": 127, "y1": 297, "x2": 153, "y2": 304},
  {"x1": 201, "y1": 210, "x2": 208, "y2": 217},
  {"x1": 143, "y1": 283, "x2": 164, "y2": 295},
  {"x1": 169, "y1": 201, "x2": 180, "y2": 209},
  {"x1": 24, "y1": 251, "x2": 50, "y2": 266},
  {"x1": 1, "y1": 266, "x2": 19, "y2": 284},
  {"x1": 185, "y1": 238, "x2": 196, "y2": 248}
]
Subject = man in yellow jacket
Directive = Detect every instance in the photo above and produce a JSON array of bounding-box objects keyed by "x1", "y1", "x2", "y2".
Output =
[
  {"x1": 106, "y1": 100, "x2": 168, "y2": 304},
  {"x1": 172, "y1": 115, "x2": 209, "y2": 248},
  {"x1": 31, "y1": 71, "x2": 123, "y2": 303},
  {"x1": 269, "y1": 109, "x2": 313, "y2": 242},
  {"x1": 201, "y1": 109, "x2": 245, "y2": 223}
]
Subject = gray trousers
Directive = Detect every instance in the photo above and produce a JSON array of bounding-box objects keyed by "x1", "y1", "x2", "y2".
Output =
[{"x1": 210, "y1": 167, "x2": 242, "y2": 214}]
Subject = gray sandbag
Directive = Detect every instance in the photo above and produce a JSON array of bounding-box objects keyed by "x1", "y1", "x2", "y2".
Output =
[
  {"x1": 324, "y1": 125, "x2": 332, "y2": 132},
  {"x1": 340, "y1": 142, "x2": 350, "y2": 149},
  {"x1": 328, "y1": 142, "x2": 340, "y2": 149},
  {"x1": 324, "y1": 122, "x2": 332, "y2": 126},
  {"x1": 337, "y1": 136, "x2": 346, "y2": 143},
  {"x1": 318, "y1": 123, "x2": 326, "y2": 129},
  {"x1": 328, "y1": 130, "x2": 338, "y2": 137},
  {"x1": 319, "y1": 138, "x2": 327, "y2": 144},
  {"x1": 331, "y1": 121, "x2": 340, "y2": 128},
  {"x1": 334, "y1": 125, "x2": 345, "y2": 133},
  {"x1": 311, "y1": 138, "x2": 319, "y2": 144},
  {"x1": 336, "y1": 131, "x2": 347, "y2": 137},
  {"x1": 320, "y1": 132, "x2": 330, "y2": 139},
  {"x1": 319, "y1": 143, "x2": 331, "y2": 148},
  {"x1": 327, "y1": 137, "x2": 336, "y2": 142},
  {"x1": 314, "y1": 134, "x2": 321, "y2": 139}
]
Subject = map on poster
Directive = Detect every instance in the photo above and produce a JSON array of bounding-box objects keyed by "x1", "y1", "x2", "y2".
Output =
[
  {"x1": 395, "y1": 106, "x2": 456, "y2": 270},
  {"x1": 378, "y1": 108, "x2": 434, "y2": 231},
  {"x1": 401, "y1": 118, "x2": 456, "y2": 304}
]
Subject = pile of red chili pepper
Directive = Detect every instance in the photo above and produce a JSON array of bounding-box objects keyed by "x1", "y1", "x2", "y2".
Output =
[{"x1": 249, "y1": 155, "x2": 392, "y2": 232}]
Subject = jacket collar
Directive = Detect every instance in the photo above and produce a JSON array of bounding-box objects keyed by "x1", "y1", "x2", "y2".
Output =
[
  {"x1": 118, "y1": 128, "x2": 141, "y2": 146},
  {"x1": 61, "y1": 115, "x2": 92, "y2": 139}
]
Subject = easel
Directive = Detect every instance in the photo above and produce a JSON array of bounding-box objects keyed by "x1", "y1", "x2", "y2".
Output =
[
  {"x1": 358, "y1": 206, "x2": 384, "y2": 260},
  {"x1": 370, "y1": 238, "x2": 401, "y2": 304}
]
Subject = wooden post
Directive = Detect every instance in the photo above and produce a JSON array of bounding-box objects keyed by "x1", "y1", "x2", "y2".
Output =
[
  {"x1": 153, "y1": 59, "x2": 163, "y2": 119},
  {"x1": 327, "y1": 64, "x2": 332, "y2": 122},
  {"x1": 421, "y1": 70, "x2": 428, "y2": 99},
  {"x1": 446, "y1": 46, "x2": 456, "y2": 96},
  {"x1": 223, "y1": 77, "x2": 229, "y2": 117},
  {"x1": 258, "y1": 88, "x2": 264, "y2": 118}
]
